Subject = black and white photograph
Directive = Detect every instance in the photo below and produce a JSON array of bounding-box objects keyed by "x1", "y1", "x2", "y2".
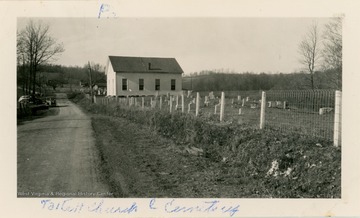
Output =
[
  {"x1": 16, "y1": 16, "x2": 342, "y2": 198},
  {"x1": 2, "y1": 0, "x2": 360, "y2": 217}
]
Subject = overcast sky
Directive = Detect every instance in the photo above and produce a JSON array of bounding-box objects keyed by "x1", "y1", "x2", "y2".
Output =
[{"x1": 17, "y1": 17, "x2": 331, "y2": 74}]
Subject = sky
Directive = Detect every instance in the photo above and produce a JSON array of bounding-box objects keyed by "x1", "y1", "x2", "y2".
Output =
[{"x1": 17, "y1": 17, "x2": 331, "y2": 74}]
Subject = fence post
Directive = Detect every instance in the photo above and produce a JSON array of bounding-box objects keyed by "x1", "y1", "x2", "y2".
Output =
[
  {"x1": 196, "y1": 92, "x2": 200, "y2": 116},
  {"x1": 260, "y1": 91, "x2": 266, "y2": 129},
  {"x1": 142, "y1": 97, "x2": 144, "y2": 109},
  {"x1": 333, "y1": 90, "x2": 342, "y2": 147},
  {"x1": 176, "y1": 95, "x2": 179, "y2": 110},
  {"x1": 170, "y1": 96, "x2": 173, "y2": 113},
  {"x1": 93, "y1": 95, "x2": 97, "y2": 104},
  {"x1": 181, "y1": 94, "x2": 185, "y2": 113},
  {"x1": 159, "y1": 96, "x2": 162, "y2": 109},
  {"x1": 220, "y1": 92, "x2": 225, "y2": 122},
  {"x1": 242, "y1": 98, "x2": 245, "y2": 107}
]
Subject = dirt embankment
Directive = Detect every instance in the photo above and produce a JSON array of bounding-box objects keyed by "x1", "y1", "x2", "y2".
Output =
[{"x1": 92, "y1": 115, "x2": 241, "y2": 198}]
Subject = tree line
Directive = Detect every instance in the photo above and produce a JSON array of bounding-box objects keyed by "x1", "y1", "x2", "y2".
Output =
[
  {"x1": 182, "y1": 69, "x2": 340, "y2": 92},
  {"x1": 17, "y1": 20, "x2": 105, "y2": 96},
  {"x1": 17, "y1": 61, "x2": 106, "y2": 95}
]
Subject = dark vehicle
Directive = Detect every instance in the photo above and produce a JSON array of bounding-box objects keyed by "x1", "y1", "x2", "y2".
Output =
[
  {"x1": 30, "y1": 96, "x2": 48, "y2": 111},
  {"x1": 45, "y1": 97, "x2": 57, "y2": 107},
  {"x1": 18, "y1": 95, "x2": 31, "y2": 103},
  {"x1": 18, "y1": 95, "x2": 48, "y2": 114}
]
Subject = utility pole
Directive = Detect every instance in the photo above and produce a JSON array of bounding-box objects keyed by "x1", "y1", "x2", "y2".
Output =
[
  {"x1": 88, "y1": 61, "x2": 94, "y2": 103},
  {"x1": 191, "y1": 76, "x2": 193, "y2": 90}
]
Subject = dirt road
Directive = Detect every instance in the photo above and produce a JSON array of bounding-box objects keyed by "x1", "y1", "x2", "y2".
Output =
[{"x1": 17, "y1": 93, "x2": 110, "y2": 197}]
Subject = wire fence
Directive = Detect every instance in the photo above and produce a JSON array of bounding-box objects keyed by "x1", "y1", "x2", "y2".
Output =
[
  {"x1": 94, "y1": 89, "x2": 341, "y2": 145},
  {"x1": 265, "y1": 90, "x2": 336, "y2": 140}
]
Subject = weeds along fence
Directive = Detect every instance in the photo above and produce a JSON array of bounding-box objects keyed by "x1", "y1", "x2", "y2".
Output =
[{"x1": 94, "y1": 89, "x2": 341, "y2": 146}]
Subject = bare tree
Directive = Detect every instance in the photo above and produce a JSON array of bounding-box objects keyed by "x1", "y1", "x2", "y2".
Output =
[
  {"x1": 322, "y1": 17, "x2": 342, "y2": 89},
  {"x1": 298, "y1": 22, "x2": 321, "y2": 90},
  {"x1": 17, "y1": 20, "x2": 64, "y2": 95},
  {"x1": 84, "y1": 62, "x2": 106, "y2": 86},
  {"x1": 17, "y1": 32, "x2": 28, "y2": 94}
]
